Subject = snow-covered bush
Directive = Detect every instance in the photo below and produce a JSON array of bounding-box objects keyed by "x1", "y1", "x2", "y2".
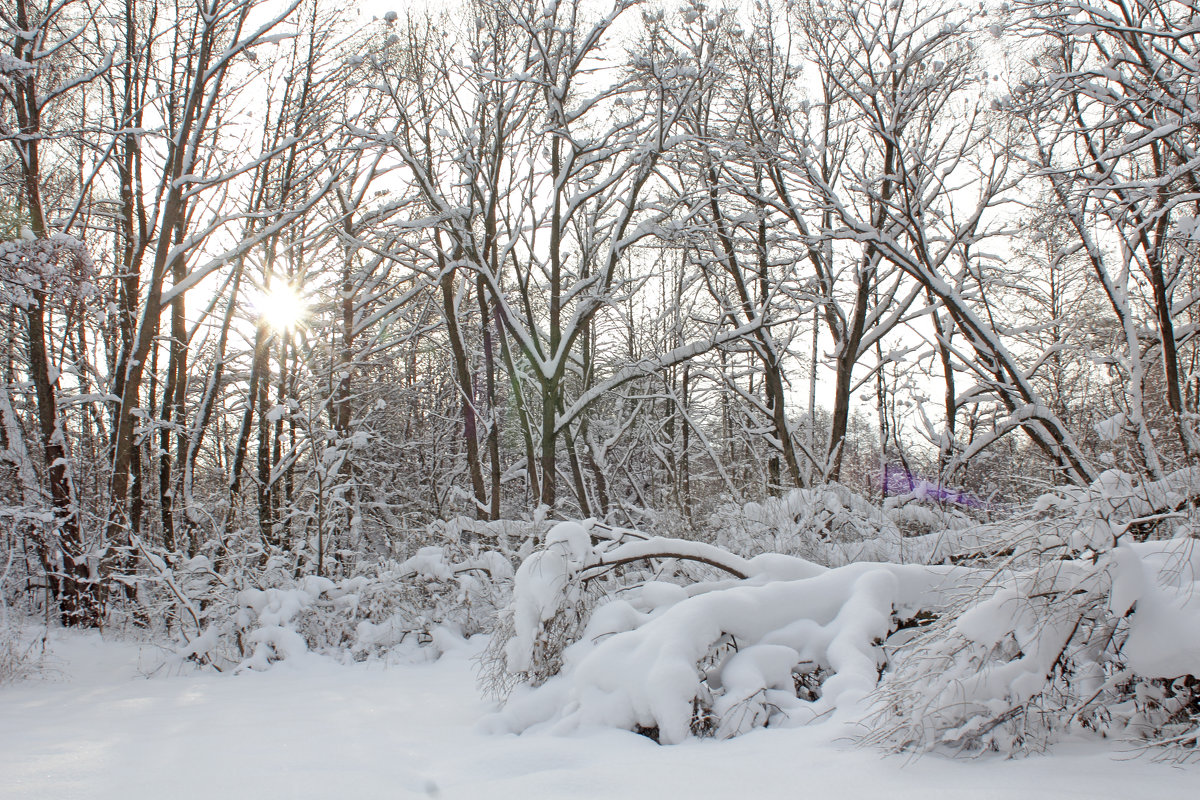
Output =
[
  {"x1": 144, "y1": 537, "x2": 515, "y2": 671},
  {"x1": 480, "y1": 520, "x2": 806, "y2": 692},
  {"x1": 0, "y1": 542, "x2": 46, "y2": 684},
  {"x1": 867, "y1": 470, "x2": 1200, "y2": 756},
  {"x1": 710, "y1": 484, "x2": 978, "y2": 567},
  {"x1": 487, "y1": 472, "x2": 1200, "y2": 757},
  {"x1": 485, "y1": 519, "x2": 961, "y2": 741},
  {"x1": 0, "y1": 614, "x2": 44, "y2": 685}
]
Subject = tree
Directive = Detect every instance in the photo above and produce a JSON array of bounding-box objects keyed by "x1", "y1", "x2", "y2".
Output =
[
  {"x1": 360, "y1": 0, "x2": 742, "y2": 514},
  {"x1": 0, "y1": 0, "x2": 109, "y2": 625},
  {"x1": 776, "y1": 0, "x2": 1096, "y2": 484},
  {"x1": 1017, "y1": 0, "x2": 1200, "y2": 476}
]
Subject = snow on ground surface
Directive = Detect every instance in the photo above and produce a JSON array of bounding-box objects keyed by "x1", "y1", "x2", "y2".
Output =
[{"x1": 1, "y1": 630, "x2": 1197, "y2": 800}]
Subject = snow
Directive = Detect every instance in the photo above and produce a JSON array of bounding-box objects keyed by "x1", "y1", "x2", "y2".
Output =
[
  {"x1": 1094, "y1": 412, "x2": 1127, "y2": 442},
  {"x1": 1, "y1": 630, "x2": 1197, "y2": 799},
  {"x1": 0, "y1": 54, "x2": 35, "y2": 74},
  {"x1": 496, "y1": 561, "x2": 963, "y2": 743},
  {"x1": 479, "y1": 488, "x2": 1200, "y2": 755},
  {"x1": 504, "y1": 525, "x2": 583, "y2": 674},
  {"x1": 1116, "y1": 538, "x2": 1200, "y2": 678}
]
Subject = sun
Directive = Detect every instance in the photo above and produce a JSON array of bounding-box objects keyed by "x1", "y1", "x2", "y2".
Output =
[{"x1": 255, "y1": 283, "x2": 308, "y2": 332}]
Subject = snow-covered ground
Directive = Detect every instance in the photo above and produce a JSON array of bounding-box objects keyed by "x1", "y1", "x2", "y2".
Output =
[{"x1": 1, "y1": 630, "x2": 1196, "y2": 800}]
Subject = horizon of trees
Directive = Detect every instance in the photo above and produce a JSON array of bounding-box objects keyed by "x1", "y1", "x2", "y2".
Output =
[{"x1": 2, "y1": 0, "x2": 1199, "y2": 626}]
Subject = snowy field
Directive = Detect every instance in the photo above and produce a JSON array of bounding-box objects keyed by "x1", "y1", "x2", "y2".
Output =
[{"x1": 2, "y1": 631, "x2": 1197, "y2": 800}]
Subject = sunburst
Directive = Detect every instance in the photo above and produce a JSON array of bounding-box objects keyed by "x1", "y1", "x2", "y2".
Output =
[{"x1": 255, "y1": 283, "x2": 308, "y2": 332}]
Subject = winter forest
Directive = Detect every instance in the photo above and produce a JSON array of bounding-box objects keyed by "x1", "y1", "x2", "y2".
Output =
[{"x1": 4, "y1": 0, "x2": 1200, "y2": 789}]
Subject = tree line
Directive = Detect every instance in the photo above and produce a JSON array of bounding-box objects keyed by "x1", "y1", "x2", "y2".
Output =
[{"x1": 2, "y1": 0, "x2": 1198, "y2": 626}]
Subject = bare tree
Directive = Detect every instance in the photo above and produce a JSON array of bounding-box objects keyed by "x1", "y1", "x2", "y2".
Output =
[
  {"x1": 358, "y1": 0, "x2": 746, "y2": 514},
  {"x1": 776, "y1": 0, "x2": 1096, "y2": 484},
  {"x1": 0, "y1": 0, "x2": 109, "y2": 625},
  {"x1": 1017, "y1": 0, "x2": 1200, "y2": 476}
]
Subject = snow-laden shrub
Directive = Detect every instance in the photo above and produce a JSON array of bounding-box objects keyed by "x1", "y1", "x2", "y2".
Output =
[
  {"x1": 478, "y1": 523, "x2": 601, "y2": 698},
  {"x1": 495, "y1": 561, "x2": 964, "y2": 743},
  {"x1": 480, "y1": 521, "x2": 762, "y2": 699},
  {"x1": 0, "y1": 545, "x2": 46, "y2": 684},
  {"x1": 485, "y1": 519, "x2": 962, "y2": 742},
  {"x1": 710, "y1": 484, "x2": 977, "y2": 567},
  {"x1": 430, "y1": 514, "x2": 549, "y2": 566},
  {"x1": 866, "y1": 469, "x2": 1200, "y2": 757},
  {"x1": 109, "y1": 512, "x2": 554, "y2": 672},
  {"x1": 489, "y1": 472, "x2": 1200, "y2": 757},
  {"x1": 155, "y1": 539, "x2": 514, "y2": 671},
  {"x1": 885, "y1": 497, "x2": 978, "y2": 542},
  {"x1": 0, "y1": 616, "x2": 44, "y2": 684}
]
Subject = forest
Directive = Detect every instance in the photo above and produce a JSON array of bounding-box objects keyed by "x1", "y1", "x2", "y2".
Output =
[{"x1": 3, "y1": 0, "x2": 1200, "y2": 764}]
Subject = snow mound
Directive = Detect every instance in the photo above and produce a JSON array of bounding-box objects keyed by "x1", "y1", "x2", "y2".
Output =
[
  {"x1": 486, "y1": 520, "x2": 963, "y2": 742},
  {"x1": 498, "y1": 561, "x2": 960, "y2": 743}
]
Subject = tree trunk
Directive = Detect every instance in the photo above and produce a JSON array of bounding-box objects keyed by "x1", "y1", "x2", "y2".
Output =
[
  {"x1": 26, "y1": 298, "x2": 99, "y2": 627},
  {"x1": 440, "y1": 265, "x2": 488, "y2": 519}
]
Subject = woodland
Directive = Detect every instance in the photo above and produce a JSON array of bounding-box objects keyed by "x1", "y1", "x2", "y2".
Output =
[{"x1": 3, "y1": 0, "x2": 1200, "y2": 759}]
